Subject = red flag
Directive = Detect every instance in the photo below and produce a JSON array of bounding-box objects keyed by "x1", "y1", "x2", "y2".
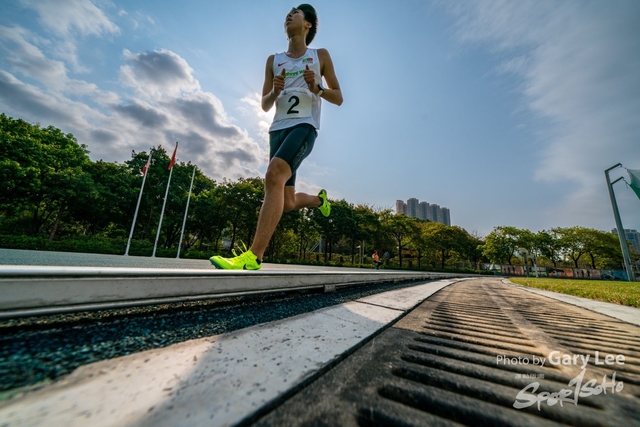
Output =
[
  {"x1": 141, "y1": 158, "x2": 150, "y2": 176},
  {"x1": 168, "y1": 142, "x2": 178, "y2": 170}
]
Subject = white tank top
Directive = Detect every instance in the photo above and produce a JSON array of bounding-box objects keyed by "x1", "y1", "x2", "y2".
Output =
[{"x1": 269, "y1": 48, "x2": 322, "y2": 132}]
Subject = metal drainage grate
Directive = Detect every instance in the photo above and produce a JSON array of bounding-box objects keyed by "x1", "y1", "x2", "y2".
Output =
[{"x1": 251, "y1": 278, "x2": 640, "y2": 427}]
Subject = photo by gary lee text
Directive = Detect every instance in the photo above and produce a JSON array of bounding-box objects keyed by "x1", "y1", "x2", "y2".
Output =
[{"x1": 496, "y1": 351, "x2": 625, "y2": 369}]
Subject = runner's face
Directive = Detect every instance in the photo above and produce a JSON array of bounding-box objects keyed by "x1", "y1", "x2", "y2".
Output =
[{"x1": 284, "y1": 8, "x2": 308, "y2": 32}]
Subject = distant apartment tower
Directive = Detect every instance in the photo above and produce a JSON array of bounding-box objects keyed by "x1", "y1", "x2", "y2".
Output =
[
  {"x1": 396, "y1": 198, "x2": 451, "y2": 226},
  {"x1": 406, "y1": 198, "x2": 419, "y2": 218},
  {"x1": 441, "y1": 207, "x2": 451, "y2": 226},
  {"x1": 428, "y1": 203, "x2": 439, "y2": 222},
  {"x1": 419, "y1": 202, "x2": 429, "y2": 220},
  {"x1": 613, "y1": 228, "x2": 640, "y2": 252}
]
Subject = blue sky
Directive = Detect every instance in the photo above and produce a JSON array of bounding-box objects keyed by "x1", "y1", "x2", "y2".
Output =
[{"x1": 1, "y1": 0, "x2": 638, "y2": 236}]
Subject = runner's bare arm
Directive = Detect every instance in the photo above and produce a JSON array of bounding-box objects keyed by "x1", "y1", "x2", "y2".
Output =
[
  {"x1": 318, "y1": 48, "x2": 343, "y2": 106},
  {"x1": 261, "y1": 55, "x2": 285, "y2": 112}
]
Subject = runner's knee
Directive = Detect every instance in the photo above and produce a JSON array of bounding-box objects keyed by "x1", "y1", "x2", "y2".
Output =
[
  {"x1": 265, "y1": 160, "x2": 290, "y2": 187},
  {"x1": 283, "y1": 198, "x2": 296, "y2": 212}
]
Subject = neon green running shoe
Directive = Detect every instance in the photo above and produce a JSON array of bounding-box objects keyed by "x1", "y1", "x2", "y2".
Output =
[
  {"x1": 210, "y1": 246, "x2": 261, "y2": 270},
  {"x1": 318, "y1": 189, "x2": 331, "y2": 217}
]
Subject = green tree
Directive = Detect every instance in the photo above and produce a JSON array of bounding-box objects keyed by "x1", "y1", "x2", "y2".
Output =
[
  {"x1": 0, "y1": 114, "x2": 41, "y2": 212},
  {"x1": 192, "y1": 185, "x2": 227, "y2": 252},
  {"x1": 177, "y1": 168, "x2": 217, "y2": 252},
  {"x1": 124, "y1": 147, "x2": 173, "y2": 241},
  {"x1": 409, "y1": 220, "x2": 431, "y2": 268},
  {"x1": 309, "y1": 195, "x2": 345, "y2": 262},
  {"x1": 583, "y1": 229, "x2": 623, "y2": 269},
  {"x1": 0, "y1": 114, "x2": 94, "y2": 237},
  {"x1": 157, "y1": 163, "x2": 218, "y2": 250},
  {"x1": 480, "y1": 226, "x2": 521, "y2": 264},
  {"x1": 537, "y1": 229, "x2": 562, "y2": 267},
  {"x1": 219, "y1": 177, "x2": 264, "y2": 250},
  {"x1": 294, "y1": 208, "x2": 320, "y2": 260},
  {"x1": 75, "y1": 160, "x2": 137, "y2": 236},
  {"x1": 381, "y1": 212, "x2": 419, "y2": 267},
  {"x1": 555, "y1": 226, "x2": 593, "y2": 268},
  {"x1": 327, "y1": 199, "x2": 358, "y2": 262},
  {"x1": 421, "y1": 222, "x2": 471, "y2": 270},
  {"x1": 350, "y1": 205, "x2": 390, "y2": 264}
]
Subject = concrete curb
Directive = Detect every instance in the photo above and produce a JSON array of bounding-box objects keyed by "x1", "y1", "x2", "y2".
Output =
[{"x1": 502, "y1": 279, "x2": 640, "y2": 327}]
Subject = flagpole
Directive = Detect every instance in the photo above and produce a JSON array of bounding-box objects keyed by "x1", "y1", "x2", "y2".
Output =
[
  {"x1": 177, "y1": 166, "x2": 196, "y2": 259},
  {"x1": 152, "y1": 142, "x2": 178, "y2": 258},
  {"x1": 125, "y1": 150, "x2": 152, "y2": 256},
  {"x1": 605, "y1": 164, "x2": 636, "y2": 282}
]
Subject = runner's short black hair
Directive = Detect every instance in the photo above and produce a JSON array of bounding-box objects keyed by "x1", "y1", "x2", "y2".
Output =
[{"x1": 297, "y1": 4, "x2": 317, "y2": 45}]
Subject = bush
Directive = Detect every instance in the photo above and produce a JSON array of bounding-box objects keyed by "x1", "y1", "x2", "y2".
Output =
[
  {"x1": 0, "y1": 234, "x2": 127, "y2": 255},
  {"x1": 0, "y1": 234, "x2": 217, "y2": 260}
]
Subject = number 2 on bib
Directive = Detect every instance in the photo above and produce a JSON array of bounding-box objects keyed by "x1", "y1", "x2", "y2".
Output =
[
  {"x1": 274, "y1": 88, "x2": 312, "y2": 122},
  {"x1": 287, "y1": 95, "x2": 300, "y2": 114}
]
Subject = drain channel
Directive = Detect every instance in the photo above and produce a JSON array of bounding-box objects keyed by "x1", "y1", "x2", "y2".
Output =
[{"x1": 252, "y1": 278, "x2": 640, "y2": 427}]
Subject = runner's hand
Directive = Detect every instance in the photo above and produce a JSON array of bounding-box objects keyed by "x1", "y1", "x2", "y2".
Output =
[
  {"x1": 304, "y1": 64, "x2": 318, "y2": 94},
  {"x1": 273, "y1": 68, "x2": 285, "y2": 96}
]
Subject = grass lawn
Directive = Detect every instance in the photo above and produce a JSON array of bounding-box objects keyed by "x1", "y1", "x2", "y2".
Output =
[{"x1": 508, "y1": 277, "x2": 640, "y2": 308}]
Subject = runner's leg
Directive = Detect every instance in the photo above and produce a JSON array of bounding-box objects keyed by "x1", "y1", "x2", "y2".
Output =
[
  {"x1": 250, "y1": 158, "x2": 291, "y2": 260},
  {"x1": 283, "y1": 186, "x2": 322, "y2": 212},
  {"x1": 250, "y1": 124, "x2": 319, "y2": 260}
]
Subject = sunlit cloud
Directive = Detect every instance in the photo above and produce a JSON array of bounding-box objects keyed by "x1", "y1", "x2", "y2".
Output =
[
  {"x1": 0, "y1": 9, "x2": 265, "y2": 182},
  {"x1": 446, "y1": 0, "x2": 640, "y2": 228},
  {"x1": 239, "y1": 92, "x2": 275, "y2": 147}
]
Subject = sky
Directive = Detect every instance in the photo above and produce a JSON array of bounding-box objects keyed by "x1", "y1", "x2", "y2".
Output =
[{"x1": 0, "y1": 0, "x2": 638, "y2": 237}]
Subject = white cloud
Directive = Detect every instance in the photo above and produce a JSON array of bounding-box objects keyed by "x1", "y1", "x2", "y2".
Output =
[
  {"x1": 18, "y1": 0, "x2": 120, "y2": 73},
  {"x1": 5, "y1": 0, "x2": 265, "y2": 179},
  {"x1": 20, "y1": 0, "x2": 119, "y2": 38},
  {"x1": 0, "y1": 25, "x2": 120, "y2": 107},
  {"x1": 0, "y1": 25, "x2": 67, "y2": 87},
  {"x1": 447, "y1": 1, "x2": 640, "y2": 229},
  {"x1": 115, "y1": 49, "x2": 265, "y2": 178},
  {"x1": 0, "y1": 33, "x2": 265, "y2": 181},
  {"x1": 239, "y1": 92, "x2": 274, "y2": 146},
  {"x1": 119, "y1": 49, "x2": 200, "y2": 98}
]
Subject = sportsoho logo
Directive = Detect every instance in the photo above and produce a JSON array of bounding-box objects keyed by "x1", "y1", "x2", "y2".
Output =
[{"x1": 495, "y1": 351, "x2": 625, "y2": 410}]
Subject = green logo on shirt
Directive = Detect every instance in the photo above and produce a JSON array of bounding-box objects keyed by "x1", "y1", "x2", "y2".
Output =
[{"x1": 284, "y1": 69, "x2": 305, "y2": 78}]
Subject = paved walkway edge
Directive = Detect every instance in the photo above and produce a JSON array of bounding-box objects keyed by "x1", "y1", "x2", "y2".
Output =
[
  {"x1": 0, "y1": 279, "x2": 464, "y2": 427},
  {"x1": 503, "y1": 279, "x2": 640, "y2": 327}
]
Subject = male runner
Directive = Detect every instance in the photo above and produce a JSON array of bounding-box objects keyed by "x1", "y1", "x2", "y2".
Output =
[{"x1": 210, "y1": 4, "x2": 343, "y2": 270}]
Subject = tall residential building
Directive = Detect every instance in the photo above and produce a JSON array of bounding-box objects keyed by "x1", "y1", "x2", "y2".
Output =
[
  {"x1": 418, "y1": 202, "x2": 429, "y2": 220},
  {"x1": 441, "y1": 207, "x2": 451, "y2": 226},
  {"x1": 428, "y1": 203, "x2": 439, "y2": 222},
  {"x1": 407, "y1": 198, "x2": 419, "y2": 218},
  {"x1": 395, "y1": 198, "x2": 452, "y2": 226},
  {"x1": 613, "y1": 228, "x2": 640, "y2": 252}
]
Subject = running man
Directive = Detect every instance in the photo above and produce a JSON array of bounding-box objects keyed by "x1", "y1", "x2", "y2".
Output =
[{"x1": 210, "y1": 4, "x2": 343, "y2": 270}]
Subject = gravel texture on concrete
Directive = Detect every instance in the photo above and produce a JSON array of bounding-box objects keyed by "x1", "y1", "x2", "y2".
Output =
[{"x1": 0, "y1": 279, "x2": 434, "y2": 398}]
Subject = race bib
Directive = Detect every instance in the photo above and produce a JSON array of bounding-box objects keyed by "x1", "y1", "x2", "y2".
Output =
[{"x1": 274, "y1": 87, "x2": 313, "y2": 122}]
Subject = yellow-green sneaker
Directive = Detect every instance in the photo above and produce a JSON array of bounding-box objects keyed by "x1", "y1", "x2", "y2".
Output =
[
  {"x1": 318, "y1": 189, "x2": 331, "y2": 217},
  {"x1": 210, "y1": 248, "x2": 261, "y2": 270}
]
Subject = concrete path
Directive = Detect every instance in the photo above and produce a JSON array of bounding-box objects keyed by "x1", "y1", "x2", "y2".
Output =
[
  {"x1": 504, "y1": 279, "x2": 640, "y2": 326},
  {"x1": 0, "y1": 278, "x2": 464, "y2": 427},
  {"x1": 2, "y1": 277, "x2": 639, "y2": 426}
]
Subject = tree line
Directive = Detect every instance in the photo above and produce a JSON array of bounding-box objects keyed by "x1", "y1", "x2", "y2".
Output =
[{"x1": 0, "y1": 114, "x2": 634, "y2": 270}]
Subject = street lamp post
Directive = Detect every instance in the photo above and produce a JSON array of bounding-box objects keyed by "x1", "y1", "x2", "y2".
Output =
[{"x1": 605, "y1": 164, "x2": 636, "y2": 282}]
